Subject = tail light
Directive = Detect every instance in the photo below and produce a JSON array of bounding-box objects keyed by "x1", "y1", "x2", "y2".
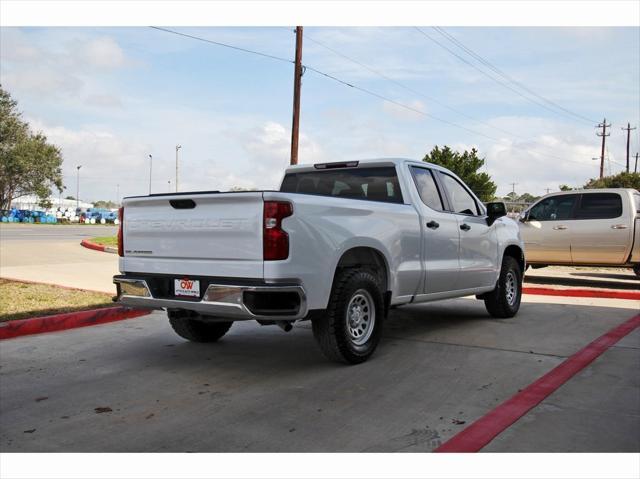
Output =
[
  {"x1": 263, "y1": 201, "x2": 293, "y2": 261},
  {"x1": 117, "y1": 206, "x2": 124, "y2": 257}
]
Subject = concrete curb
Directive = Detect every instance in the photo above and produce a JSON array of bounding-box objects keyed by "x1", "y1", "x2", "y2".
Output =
[
  {"x1": 0, "y1": 306, "x2": 150, "y2": 340},
  {"x1": 522, "y1": 286, "x2": 640, "y2": 301},
  {"x1": 80, "y1": 239, "x2": 117, "y2": 254}
]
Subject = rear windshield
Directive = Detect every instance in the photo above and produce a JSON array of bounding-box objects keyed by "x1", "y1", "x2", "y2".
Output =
[{"x1": 280, "y1": 167, "x2": 403, "y2": 204}]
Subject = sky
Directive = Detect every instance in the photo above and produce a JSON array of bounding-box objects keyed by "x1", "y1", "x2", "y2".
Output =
[{"x1": 1, "y1": 26, "x2": 639, "y2": 202}]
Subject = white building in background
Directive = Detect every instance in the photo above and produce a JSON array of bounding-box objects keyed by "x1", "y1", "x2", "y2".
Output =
[{"x1": 9, "y1": 195, "x2": 93, "y2": 211}]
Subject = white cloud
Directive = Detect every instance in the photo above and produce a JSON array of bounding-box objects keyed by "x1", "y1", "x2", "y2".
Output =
[
  {"x1": 382, "y1": 99, "x2": 425, "y2": 121},
  {"x1": 80, "y1": 37, "x2": 126, "y2": 69}
]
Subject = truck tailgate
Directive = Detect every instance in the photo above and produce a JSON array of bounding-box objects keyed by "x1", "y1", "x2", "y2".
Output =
[{"x1": 121, "y1": 192, "x2": 264, "y2": 279}]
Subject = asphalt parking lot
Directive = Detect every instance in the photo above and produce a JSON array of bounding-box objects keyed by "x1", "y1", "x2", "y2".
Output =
[
  {"x1": 1, "y1": 294, "x2": 638, "y2": 452},
  {"x1": 1, "y1": 224, "x2": 639, "y2": 453}
]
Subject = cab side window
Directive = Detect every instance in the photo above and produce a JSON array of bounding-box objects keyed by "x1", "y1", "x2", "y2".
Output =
[
  {"x1": 410, "y1": 167, "x2": 444, "y2": 211},
  {"x1": 440, "y1": 173, "x2": 479, "y2": 215},
  {"x1": 529, "y1": 194, "x2": 577, "y2": 221},
  {"x1": 575, "y1": 193, "x2": 622, "y2": 219}
]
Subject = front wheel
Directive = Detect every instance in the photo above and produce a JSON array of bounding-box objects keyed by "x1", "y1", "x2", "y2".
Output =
[
  {"x1": 483, "y1": 256, "x2": 522, "y2": 318},
  {"x1": 168, "y1": 310, "x2": 233, "y2": 342},
  {"x1": 312, "y1": 269, "x2": 385, "y2": 364}
]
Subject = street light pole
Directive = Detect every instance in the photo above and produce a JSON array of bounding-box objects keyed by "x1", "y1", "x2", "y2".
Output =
[
  {"x1": 76, "y1": 166, "x2": 82, "y2": 210},
  {"x1": 148, "y1": 154, "x2": 153, "y2": 195},
  {"x1": 175, "y1": 145, "x2": 181, "y2": 192}
]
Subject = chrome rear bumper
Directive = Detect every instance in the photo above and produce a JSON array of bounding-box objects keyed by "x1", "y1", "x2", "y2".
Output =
[{"x1": 113, "y1": 277, "x2": 307, "y2": 320}]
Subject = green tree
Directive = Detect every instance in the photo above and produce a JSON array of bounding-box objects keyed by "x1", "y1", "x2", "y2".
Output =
[
  {"x1": 0, "y1": 86, "x2": 63, "y2": 210},
  {"x1": 422, "y1": 146, "x2": 497, "y2": 202},
  {"x1": 517, "y1": 192, "x2": 539, "y2": 203},
  {"x1": 559, "y1": 184, "x2": 573, "y2": 191},
  {"x1": 583, "y1": 172, "x2": 640, "y2": 190},
  {"x1": 93, "y1": 200, "x2": 118, "y2": 209}
]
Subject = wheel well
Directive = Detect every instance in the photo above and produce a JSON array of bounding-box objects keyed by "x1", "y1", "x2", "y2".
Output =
[
  {"x1": 334, "y1": 247, "x2": 389, "y2": 293},
  {"x1": 503, "y1": 245, "x2": 525, "y2": 272}
]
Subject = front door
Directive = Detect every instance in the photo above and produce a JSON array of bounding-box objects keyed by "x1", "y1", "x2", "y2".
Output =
[
  {"x1": 521, "y1": 194, "x2": 578, "y2": 264},
  {"x1": 409, "y1": 166, "x2": 460, "y2": 294},
  {"x1": 437, "y1": 172, "x2": 499, "y2": 290}
]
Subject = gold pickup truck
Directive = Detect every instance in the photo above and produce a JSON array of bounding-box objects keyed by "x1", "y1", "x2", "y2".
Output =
[{"x1": 518, "y1": 188, "x2": 640, "y2": 277}]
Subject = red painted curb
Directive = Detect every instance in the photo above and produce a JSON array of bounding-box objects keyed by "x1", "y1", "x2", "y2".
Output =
[
  {"x1": 80, "y1": 239, "x2": 106, "y2": 252},
  {"x1": 522, "y1": 286, "x2": 640, "y2": 301},
  {"x1": 435, "y1": 313, "x2": 640, "y2": 453},
  {"x1": 0, "y1": 306, "x2": 150, "y2": 340}
]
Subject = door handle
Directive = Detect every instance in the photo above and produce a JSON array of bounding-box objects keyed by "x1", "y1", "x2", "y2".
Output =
[
  {"x1": 426, "y1": 220, "x2": 440, "y2": 230},
  {"x1": 552, "y1": 225, "x2": 568, "y2": 230},
  {"x1": 611, "y1": 224, "x2": 628, "y2": 229},
  {"x1": 460, "y1": 223, "x2": 471, "y2": 231}
]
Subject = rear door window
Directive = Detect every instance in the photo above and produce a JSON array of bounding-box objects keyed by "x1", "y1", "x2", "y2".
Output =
[
  {"x1": 280, "y1": 167, "x2": 403, "y2": 204},
  {"x1": 529, "y1": 194, "x2": 578, "y2": 221},
  {"x1": 409, "y1": 166, "x2": 444, "y2": 211},
  {"x1": 575, "y1": 193, "x2": 623, "y2": 219}
]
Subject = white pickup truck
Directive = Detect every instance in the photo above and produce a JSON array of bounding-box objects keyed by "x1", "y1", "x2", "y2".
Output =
[{"x1": 114, "y1": 159, "x2": 525, "y2": 363}]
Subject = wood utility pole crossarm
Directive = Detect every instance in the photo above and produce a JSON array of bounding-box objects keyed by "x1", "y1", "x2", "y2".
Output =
[
  {"x1": 290, "y1": 26, "x2": 303, "y2": 166},
  {"x1": 621, "y1": 123, "x2": 636, "y2": 173},
  {"x1": 596, "y1": 118, "x2": 611, "y2": 179}
]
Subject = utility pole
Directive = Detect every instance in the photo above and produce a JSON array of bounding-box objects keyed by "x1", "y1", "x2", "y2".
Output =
[
  {"x1": 621, "y1": 123, "x2": 636, "y2": 172},
  {"x1": 175, "y1": 145, "x2": 181, "y2": 192},
  {"x1": 290, "y1": 26, "x2": 303, "y2": 166},
  {"x1": 76, "y1": 165, "x2": 82, "y2": 210},
  {"x1": 635, "y1": 152, "x2": 639, "y2": 174},
  {"x1": 596, "y1": 118, "x2": 611, "y2": 179},
  {"x1": 148, "y1": 154, "x2": 153, "y2": 195},
  {"x1": 545, "y1": 188, "x2": 551, "y2": 194},
  {"x1": 509, "y1": 182, "x2": 517, "y2": 213}
]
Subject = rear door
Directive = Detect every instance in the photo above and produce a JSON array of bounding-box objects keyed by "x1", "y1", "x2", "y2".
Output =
[
  {"x1": 570, "y1": 192, "x2": 632, "y2": 264},
  {"x1": 122, "y1": 192, "x2": 264, "y2": 278},
  {"x1": 408, "y1": 166, "x2": 460, "y2": 294},
  {"x1": 520, "y1": 194, "x2": 578, "y2": 263},
  {"x1": 437, "y1": 171, "x2": 498, "y2": 290}
]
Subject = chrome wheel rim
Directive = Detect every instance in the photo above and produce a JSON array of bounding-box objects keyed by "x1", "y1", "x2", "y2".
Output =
[
  {"x1": 505, "y1": 271, "x2": 518, "y2": 306},
  {"x1": 346, "y1": 289, "x2": 375, "y2": 346}
]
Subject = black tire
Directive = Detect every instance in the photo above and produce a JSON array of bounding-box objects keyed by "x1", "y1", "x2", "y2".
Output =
[
  {"x1": 484, "y1": 256, "x2": 522, "y2": 318},
  {"x1": 312, "y1": 269, "x2": 385, "y2": 364},
  {"x1": 633, "y1": 264, "x2": 640, "y2": 278},
  {"x1": 168, "y1": 310, "x2": 233, "y2": 343}
]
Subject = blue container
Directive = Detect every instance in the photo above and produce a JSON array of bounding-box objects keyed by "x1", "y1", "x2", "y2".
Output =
[{"x1": 1, "y1": 217, "x2": 7, "y2": 223}]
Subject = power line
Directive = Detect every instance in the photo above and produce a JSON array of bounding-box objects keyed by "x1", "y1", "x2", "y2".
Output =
[
  {"x1": 413, "y1": 27, "x2": 595, "y2": 126},
  {"x1": 302, "y1": 65, "x2": 500, "y2": 141},
  {"x1": 302, "y1": 31, "x2": 525, "y2": 140},
  {"x1": 149, "y1": 26, "x2": 605, "y2": 171},
  {"x1": 432, "y1": 27, "x2": 598, "y2": 125},
  {"x1": 151, "y1": 26, "x2": 501, "y2": 142},
  {"x1": 149, "y1": 26, "x2": 293, "y2": 65}
]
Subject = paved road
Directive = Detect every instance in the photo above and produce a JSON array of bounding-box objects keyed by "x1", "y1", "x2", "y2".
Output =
[
  {"x1": 0, "y1": 224, "x2": 118, "y2": 293},
  {"x1": 0, "y1": 224, "x2": 117, "y2": 242},
  {"x1": 1, "y1": 297, "x2": 638, "y2": 452}
]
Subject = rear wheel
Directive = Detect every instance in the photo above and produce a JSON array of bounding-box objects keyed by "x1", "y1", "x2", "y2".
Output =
[
  {"x1": 312, "y1": 269, "x2": 384, "y2": 364},
  {"x1": 168, "y1": 310, "x2": 233, "y2": 342},
  {"x1": 484, "y1": 256, "x2": 522, "y2": 318}
]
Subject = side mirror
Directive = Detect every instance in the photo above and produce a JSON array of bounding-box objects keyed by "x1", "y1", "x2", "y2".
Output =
[
  {"x1": 519, "y1": 210, "x2": 530, "y2": 223},
  {"x1": 486, "y1": 202, "x2": 507, "y2": 226}
]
